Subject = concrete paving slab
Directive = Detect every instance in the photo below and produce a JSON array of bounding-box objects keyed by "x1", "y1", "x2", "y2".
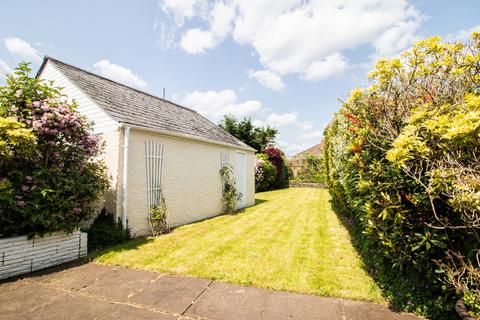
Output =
[
  {"x1": 29, "y1": 291, "x2": 113, "y2": 320},
  {"x1": 100, "y1": 302, "x2": 176, "y2": 320},
  {"x1": 0, "y1": 263, "x2": 424, "y2": 320},
  {"x1": 35, "y1": 291, "x2": 176, "y2": 320},
  {"x1": 1, "y1": 284, "x2": 176, "y2": 320},
  {"x1": 264, "y1": 291, "x2": 343, "y2": 320},
  {"x1": 185, "y1": 281, "x2": 271, "y2": 320},
  {"x1": 0, "y1": 280, "x2": 65, "y2": 319},
  {"x1": 343, "y1": 300, "x2": 422, "y2": 320},
  {"x1": 82, "y1": 265, "x2": 159, "y2": 300},
  {"x1": 129, "y1": 274, "x2": 211, "y2": 314},
  {"x1": 33, "y1": 262, "x2": 111, "y2": 290}
]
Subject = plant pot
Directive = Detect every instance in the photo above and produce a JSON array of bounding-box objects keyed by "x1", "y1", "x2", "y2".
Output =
[{"x1": 456, "y1": 299, "x2": 478, "y2": 320}]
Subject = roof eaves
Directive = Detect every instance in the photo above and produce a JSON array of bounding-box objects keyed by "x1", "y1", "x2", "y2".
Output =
[{"x1": 120, "y1": 122, "x2": 256, "y2": 152}]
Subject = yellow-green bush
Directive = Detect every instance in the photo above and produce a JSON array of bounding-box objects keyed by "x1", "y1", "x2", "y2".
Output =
[
  {"x1": 323, "y1": 34, "x2": 480, "y2": 318},
  {"x1": 0, "y1": 63, "x2": 109, "y2": 238}
]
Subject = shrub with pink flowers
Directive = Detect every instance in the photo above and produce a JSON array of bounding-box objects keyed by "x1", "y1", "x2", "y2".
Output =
[
  {"x1": 0, "y1": 63, "x2": 108, "y2": 237},
  {"x1": 254, "y1": 153, "x2": 276, "y2": 192},
  {"x1": 263, "y1": 147, "x2": 290, "y2": 189}
]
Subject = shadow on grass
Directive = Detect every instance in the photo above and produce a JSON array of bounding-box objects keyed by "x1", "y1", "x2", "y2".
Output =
[
  {"x1": 88, "y1": 236, "x2": 153, "y2": 260},
  {"x1": 328, "y1": 198, "x2": 457, "y2": 319},
  {"x1": 253, "y1": 198, "x2": 268, "y2": 206}
]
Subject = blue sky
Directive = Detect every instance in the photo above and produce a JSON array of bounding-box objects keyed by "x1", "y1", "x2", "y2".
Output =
[{"x1": 0, "y1": 0, "x2": 479, "y2": 155}]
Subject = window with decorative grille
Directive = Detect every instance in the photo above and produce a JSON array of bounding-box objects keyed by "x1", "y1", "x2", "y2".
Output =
[
  {"x1": 220, "y1": 151, "x2": 229, "y2": 168},
  {"x1": 145, "y1": 140, "x2": 165, "y2": 209}
]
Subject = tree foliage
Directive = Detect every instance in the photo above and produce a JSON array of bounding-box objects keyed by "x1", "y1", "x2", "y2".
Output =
[
  {"x1": 323, "y1": 34, "x2": 480, "y2": 318},
  {"x1": 0, "y1": 63, "x2": 109, "y2": 237},
  {"x1": 219, "y1": 115, "x2": 277, "y2": 151}
]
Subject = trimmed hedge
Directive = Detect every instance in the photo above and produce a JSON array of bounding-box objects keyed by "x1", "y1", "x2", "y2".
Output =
[{"x1": 323, "y1": 34, "x2": 480, "y2": 319}]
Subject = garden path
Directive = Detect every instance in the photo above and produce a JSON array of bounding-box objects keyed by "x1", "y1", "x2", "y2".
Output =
[{"x1": 0, "y1": 262, "x2": 423, "y2": 320}]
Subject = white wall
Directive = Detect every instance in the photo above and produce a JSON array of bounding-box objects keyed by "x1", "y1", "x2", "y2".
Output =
[
  {"x1": 39, "y1": 61, "x2": 118, "y2": 134},
  {"x1": 0, "y1": 231, "x2": 87, "y2": 280},
  {"x1": 123, "y1": 129, "x2": 255, "y2": 236}
]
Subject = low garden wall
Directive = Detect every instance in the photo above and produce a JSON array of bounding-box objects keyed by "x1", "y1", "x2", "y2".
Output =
[
  {"x1": 289, "y1": 181, "x2": 325, "y2": 188},
  {"x1": 0, "y1": 231, "x2": 87, "y2": 280}
]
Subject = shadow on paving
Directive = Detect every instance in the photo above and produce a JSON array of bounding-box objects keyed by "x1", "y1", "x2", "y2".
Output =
[{"x1": 0, "y1": 262, "x2": 423, "y2": 320}]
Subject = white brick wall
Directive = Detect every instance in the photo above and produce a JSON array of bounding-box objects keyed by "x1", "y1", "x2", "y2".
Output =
[{"x1": 0, "y1": 231, "x2": 87, "y2": 280}]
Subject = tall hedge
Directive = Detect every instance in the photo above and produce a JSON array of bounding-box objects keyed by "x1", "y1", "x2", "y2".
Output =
[
  {"x1": 0, "y1": 63, "x2": 109, "y2": 237},
  {"x1": 323, "y1": 34, "x2": 480, "y2": 318}
]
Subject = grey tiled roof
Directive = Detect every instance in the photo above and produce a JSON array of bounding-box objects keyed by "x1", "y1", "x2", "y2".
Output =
[{"x1": 42, "y1": 57, "x2": 252, "y2": 150}]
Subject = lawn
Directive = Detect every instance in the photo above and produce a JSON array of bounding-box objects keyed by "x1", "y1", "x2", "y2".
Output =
[{"x1": 93, "y1": 188, "x2": 384, "y2": 302}]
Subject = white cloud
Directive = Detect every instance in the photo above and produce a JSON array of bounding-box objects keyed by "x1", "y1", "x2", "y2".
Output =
[
  {"x1": 303, "y1": 52, "x2": 347, "y2": 81},
  {"x1": 163, "y1": 0, "x2": 424, "y2": 82},
  {"x1": 251, "y1": 119, "x2": 265, "y2": 127},
  {"x1": 181, "y1": 89, "x2": 261, "y2": 121},
  {"x1": 0, "y1": 58, "x2": 12, "y2": 82},
  {"x1": 180, "y1": 87, "x2": 320, "y2": 156},
  {"x1": 155, "y1": 20, "x2": 177, "y2": 48},
  {"x1": 209, "y1": 1, "x2": 236, "y2": 38},
  {"x1": 3, "y1": 37, "x2": 41, "y2": 63},
  {"x1": 160, "y1": 0, "x2": 207, "y2": 26},
  {"x1": 277, "y1": 138, "x2": 313, "y2": 156},
  {"x1": 300, "y1": 121, "x2": 313, "y2": 130},
  {"x1": 447, "y1": 25, "x2": 480, "y2": 43},
  {"x1": 180, "y1": 29, "x2": 217, "y2": 54},
  {"x1": 93, "y1": 60, "x2": 148, "y2": 90},
  {"x1": 265, "y1": 111, "x2": 297, "y2": 127},
  {"x1": 300, "y1": 130, "x2": 323, "y2": 141},
  {"x1": 374, "y1": 19, "x2": 423, "y2": 57},
  {"x1": 248, "y1": 69, "x2": 285, "y2": 91},
  {"x1": 178, "y1": 2, "x2": 235, "y2": 55}
]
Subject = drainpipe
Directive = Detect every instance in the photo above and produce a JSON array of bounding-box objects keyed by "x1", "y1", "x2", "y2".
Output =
[{"x1": 121, "y1": 125, "x2": 130, "y2": 228}]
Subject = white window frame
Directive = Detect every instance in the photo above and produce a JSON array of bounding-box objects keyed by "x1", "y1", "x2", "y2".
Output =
[{"x1": 220, "y1": 151, "x2": 230, "y2": 168}]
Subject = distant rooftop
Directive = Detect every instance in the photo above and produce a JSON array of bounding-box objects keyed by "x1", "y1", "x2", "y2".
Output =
[{"x1": 294, "y1": 142, "x2": 323, "y2": 158}]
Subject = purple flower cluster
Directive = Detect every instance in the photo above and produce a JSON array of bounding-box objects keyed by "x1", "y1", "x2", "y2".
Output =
[
  {"x1": 255, "y1": 158, "x2": 266, "y2": 181},
  {"x1": 12, "y1": 100, "x2": 100, "y2": 159}
]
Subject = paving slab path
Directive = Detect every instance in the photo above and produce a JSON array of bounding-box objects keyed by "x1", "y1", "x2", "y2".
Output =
[{"x1": 0, "y1": 262, "x2": 423, "y2": 320}]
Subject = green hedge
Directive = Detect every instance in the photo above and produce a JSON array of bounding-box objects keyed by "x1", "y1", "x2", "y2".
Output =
[
  {"x1": 323, "y1": 35, "x2": 480, "y2": 319},
  {"x1": 86, "y1": 209, "x2": 131, "y2": 251}
]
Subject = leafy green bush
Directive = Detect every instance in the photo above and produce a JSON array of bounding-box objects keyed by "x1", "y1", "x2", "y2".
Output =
[
  {"x1": 220, "y1": 164, "x2": 242, "y2": 214},
  {"x1": 263, "y1": 147, "x2": 290, "y2": 189},
  {"x1": 323, "y1": 34, "x2": 480, "y2": 319},
  {"x1": 296, "y1": 153, "x2": 324, "y2": 183},
  {"x1": 255, "y1": 153, "x2": 276, "y2": 192},
  {"x1": 0, "y1": 63, "x2": 109, "y2": 238},
  {"x1": 149, "y1": 195, "x2": 169, "y2": 236},
  {"x1": 86, "y1": 209, "x2": 131, "y2": 251}
]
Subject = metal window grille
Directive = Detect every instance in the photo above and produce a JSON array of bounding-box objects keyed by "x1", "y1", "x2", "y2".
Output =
[{"x1": 145, "y1": 140, "x2": 165, "y2": 209}]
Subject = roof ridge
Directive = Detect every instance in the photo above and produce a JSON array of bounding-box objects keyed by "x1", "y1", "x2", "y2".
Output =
[
  {"x1": 43, "y1": 56, "x2": 197, "y2": 113},
  {"x1": 38, "y1": 56, "x2": 254, "y2": 151}
]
